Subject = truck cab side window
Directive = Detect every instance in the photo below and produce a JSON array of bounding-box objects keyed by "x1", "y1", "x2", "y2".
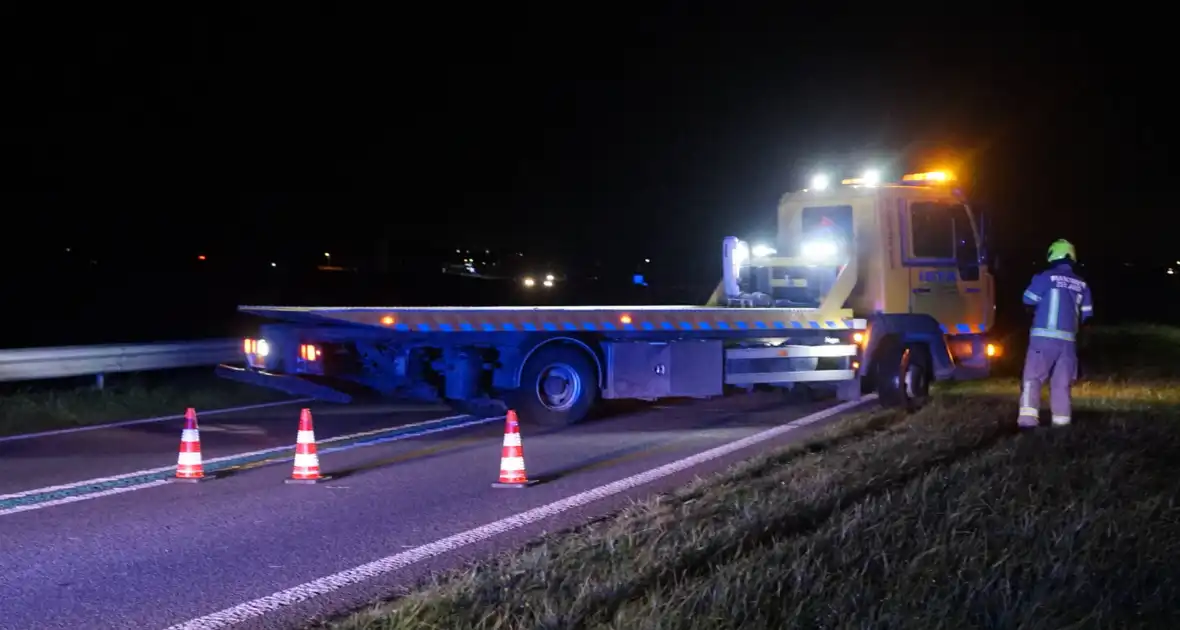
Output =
[
  {"x1": 951, "y1": 204, "x2": 979, "y2": 263},
  {"x1": 951, "y1": 204, "x2": 980, "y2": 281},
  {"x1": 910, "y1": 202, "x2": 954, "y2": 259}
]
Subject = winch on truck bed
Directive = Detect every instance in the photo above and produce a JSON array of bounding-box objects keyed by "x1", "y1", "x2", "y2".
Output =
[{"x1": 218, "y1": 168, "x2": 1000, "y2": 426}]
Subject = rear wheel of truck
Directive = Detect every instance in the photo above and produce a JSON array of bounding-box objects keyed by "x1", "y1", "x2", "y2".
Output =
[
  {"x1": 876, "y1": 338, "x2": 931, "y2": 412},
  {"x1": 509, "y1": 343, "x2": 599, "y2": 427}
]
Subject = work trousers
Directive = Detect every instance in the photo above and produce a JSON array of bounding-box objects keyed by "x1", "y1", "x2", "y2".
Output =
[{"x1": 1018, "y1": 335, "x2": 1077, "y2": 425}]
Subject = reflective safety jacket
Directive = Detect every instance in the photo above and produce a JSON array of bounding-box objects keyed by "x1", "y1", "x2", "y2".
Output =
[{"x1": 1022, "y1": 262, "x2": 1093, "y2": 342}]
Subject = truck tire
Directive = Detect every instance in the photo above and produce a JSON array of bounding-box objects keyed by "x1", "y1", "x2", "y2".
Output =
[
  {"x1": 509, "y1": 343, "x2": 599, "y2": 427},
  {"x1": 875, "y1": 338, "x2": 931, "y2": 412}
]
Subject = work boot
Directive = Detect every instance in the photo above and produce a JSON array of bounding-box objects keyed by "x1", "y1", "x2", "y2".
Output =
[
  {"x1": 1051, "y1": 415, "x2": 1071, "y2": 427},
  {"x1": 1017, "y1": 415, "x2": 1038, "y2": 428}
]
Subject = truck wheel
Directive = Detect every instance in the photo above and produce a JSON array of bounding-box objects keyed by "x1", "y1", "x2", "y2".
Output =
[
  {"x1": 876, "y1": 339, "x2": 931, "y2": 412},
  {"x1": 510, "y1": 343, "x2": 599, "y2": 427}
]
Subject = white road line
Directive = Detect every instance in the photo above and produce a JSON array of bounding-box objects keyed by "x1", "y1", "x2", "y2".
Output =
[
  {"x1": 0, "y1": 480, "x2": 172, "y2": 516},
  {"x1": 0, "y1": 398, "x2": 315, "y2": 443},
  {"x1": 316, "y1": 415, "x2": 502, "y2": 457},
  {"x1": 0, "y1": 413, "x2": 487, "y2": 501},
  {"x1": 164, "y1": 395, "x2": 876, "y2": 630}
]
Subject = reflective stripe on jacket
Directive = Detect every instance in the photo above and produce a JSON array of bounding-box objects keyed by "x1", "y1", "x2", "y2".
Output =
[{"x1": 1022, "y1": 262, "x2": 1093, "y2": 341}]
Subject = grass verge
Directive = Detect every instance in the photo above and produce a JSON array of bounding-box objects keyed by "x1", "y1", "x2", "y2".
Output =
[
  {"x1": 0, "y1": 367, "x2": 294, "y2": 437},
  {"x1": 323, "y1": 326, "x2": 1180, "y2": 630}
]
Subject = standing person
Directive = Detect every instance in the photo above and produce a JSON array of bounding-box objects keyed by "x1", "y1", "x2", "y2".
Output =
[{"x1": 1017, "y1": 239, "x2": 1093, "y2": 428}]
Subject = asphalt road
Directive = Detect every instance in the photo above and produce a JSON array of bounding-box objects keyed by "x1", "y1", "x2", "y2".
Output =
[
  {"x1": 0, "y1": 401, "x2": 460, "y2": 496},
  {"x1": 0, "y1": 392, "x2": 869, "y2": 629}
]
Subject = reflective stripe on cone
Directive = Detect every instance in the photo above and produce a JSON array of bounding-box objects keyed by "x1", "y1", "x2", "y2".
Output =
[
  {"x1": 286, "y1": 408, "x2": 332, "y2": 484},
  {"x1": 172, "y1": 407, "x2": 212, "y2": 483},
  {"x1": 493, "y1": 410, "x2": 538, "y2": 488}
]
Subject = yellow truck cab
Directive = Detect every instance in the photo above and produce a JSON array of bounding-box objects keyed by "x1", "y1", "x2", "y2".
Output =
[{"x1": 712, "y1": 169, "x2": 999, "y2": 409}]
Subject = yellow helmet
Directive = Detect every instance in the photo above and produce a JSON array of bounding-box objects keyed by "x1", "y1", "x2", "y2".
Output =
[{"x1": 1047, "y1": 239, "x2": 1076, "y2": 263}]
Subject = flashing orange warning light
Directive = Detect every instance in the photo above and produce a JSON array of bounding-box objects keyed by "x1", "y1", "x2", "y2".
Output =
[
  {"x1": 620, "y1": 314, "x2": 632, "y2": 325},
  {"x1": 197, "y1": 254, "x2": 207, "y2": 261},
  {"x1": 902, "y1": 170, "x2": 955, "y2": 183},
  {"x1": 380, "y1": 315, "x2": 395, "y2": 326},
  {"x1": 852, "y1": 332, "x2": 864, "y2": 344},
  {"x1": 300, "y1": 344, "x2": 321, "y2": 361},
  {"x1": 986, "y1": 343, "x2": 1000, "y2": 357}
]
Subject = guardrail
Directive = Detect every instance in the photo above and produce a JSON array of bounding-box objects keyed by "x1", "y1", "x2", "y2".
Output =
[{"x1": 0, "y1": 339, "x2": 241, "y2": 387}]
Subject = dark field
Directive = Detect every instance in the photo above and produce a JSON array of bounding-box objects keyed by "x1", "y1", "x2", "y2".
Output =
[{"x1": 4, "y1": 259, "x2": 1172, "y2": 348}]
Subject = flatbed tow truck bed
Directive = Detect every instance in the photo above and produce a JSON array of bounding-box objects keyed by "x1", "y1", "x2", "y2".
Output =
[
  {"x1": 220, "y1": 304, "x2": 868, "y2": 426},
  {"x1": 235, "y1": 305, "x2": 866, "y2": 332}
]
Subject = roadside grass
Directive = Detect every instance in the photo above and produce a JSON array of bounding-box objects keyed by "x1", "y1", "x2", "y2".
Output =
[
  {"x1": 323, "y1": 325, "x2": 1180, "y2": 630},
  {"x1": 0, "y1": 367, "x2": 294, "y2": 437},
  {"x1": 943, "y1": 322, "x2": 1180, "y2": 409},
  {"x1": 984, "y1": 321, "x2": 1180, "y2": 382}
]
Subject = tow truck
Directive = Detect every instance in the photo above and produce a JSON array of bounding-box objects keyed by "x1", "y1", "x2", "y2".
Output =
[{"x1": 218, "y1": 168, "x2": 999, "y2": 426}]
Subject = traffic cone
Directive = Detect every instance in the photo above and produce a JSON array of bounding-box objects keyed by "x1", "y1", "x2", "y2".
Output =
[
  {"x1": 171, "y1": 408, "x2": 210, "y2": 483},
  {"x1": 286, "y1": 408, "x2": 332, "y2": 484},
  {"x1": 492, "y1": 410, "x2": 538, "y2": 488}
]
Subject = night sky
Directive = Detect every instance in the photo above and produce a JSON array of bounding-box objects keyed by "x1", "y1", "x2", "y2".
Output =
[{"x1": 4, "y1": 10, "x2": 1175, "y2": 272}]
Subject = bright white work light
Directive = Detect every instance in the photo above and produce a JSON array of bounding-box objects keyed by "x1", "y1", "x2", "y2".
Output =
[
  {"x1": 810, "y1": 173, "x2": 830, "y2": 191},
  {"x1": 731, "y1": 240, "x2": 750, "y2": 275},
  {"x1": 733, "y1": 240, "x2": 749, "y2": 264},
  {"x1": 751, "y1": 243, "x2": 777, "y2": 258},
  {"x1": 862, "y1": 169, "x2": 881, "y2": 186},
  {"x1": 801, "y1": 239, "x2": 839, "y2": 261}
]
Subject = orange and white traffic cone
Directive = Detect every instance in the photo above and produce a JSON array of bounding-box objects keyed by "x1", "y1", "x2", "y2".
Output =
[
  {"x1": 492, "y1": 410, "x2": 538, "y2": 488},
  {"x1": 171, "y1": 407, "x2": 210, "y2": 483},
  {"x1": 286, "y1": 408, "x2": 331, "y2": 484}
]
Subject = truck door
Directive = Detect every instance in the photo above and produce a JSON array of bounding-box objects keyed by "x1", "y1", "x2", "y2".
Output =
[
  {"x1": 952, "y1": 203, "x2": 992, "y2": 333},
  {"x1": 902, "y1": 199, "x2": 988, "y2": 335}
]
